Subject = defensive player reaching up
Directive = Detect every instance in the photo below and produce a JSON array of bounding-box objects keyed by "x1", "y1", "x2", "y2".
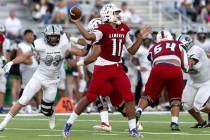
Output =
[
  {"x1": 63, "y1": 3, "x2": 150, "y2": 138},
  {"x1": 136, "y1": 30, "x2": 189, "y2": 131}
]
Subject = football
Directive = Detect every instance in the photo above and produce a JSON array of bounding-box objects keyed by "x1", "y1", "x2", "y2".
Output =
[{"x1": 69, "y1": 6, "x2": 82, "y2": 20}]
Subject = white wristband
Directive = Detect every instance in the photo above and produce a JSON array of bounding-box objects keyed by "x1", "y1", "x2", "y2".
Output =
[
  {"x1": 76, "y1": 59, "x2": 84, "y2": 66},
  {"x1": 70, "y1": 37, "x2": 79, "y2": 43}
]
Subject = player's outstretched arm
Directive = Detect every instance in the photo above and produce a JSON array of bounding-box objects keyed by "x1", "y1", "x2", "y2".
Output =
[
  {"x1": 71, "y1": 19, "x2": 96, "y2": 41},
  {"x1": 127, "y1": 25, "x2": 151, "y2": 55},
  {"x1": 69, "y1": 47, "x2": 88, "y2": 56},
  {"x1": 3, "y1": 52, "x2": 33, "y2": 73},
  {"x1": 17, "y1": 48, "x2": 32, "y2": 65}
]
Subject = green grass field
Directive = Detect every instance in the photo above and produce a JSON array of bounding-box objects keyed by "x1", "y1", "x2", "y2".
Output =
[{"x1": 0, "y1": 112, "x2": 210, "y2": 140}]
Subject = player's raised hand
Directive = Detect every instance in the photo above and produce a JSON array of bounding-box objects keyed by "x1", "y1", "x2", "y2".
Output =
[
  {"x1": 3, "y1": 61, "x2": 13, "y2": 73},
  {"x1": 138, "y1": 25, "x2": 151, "y2": 39},
  {"x1": 69, "y1": 6, "x2": 82, "y2": 23}
]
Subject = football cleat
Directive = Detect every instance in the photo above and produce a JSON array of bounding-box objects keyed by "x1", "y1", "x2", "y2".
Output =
[
  {"x1": 170, "y1": 122, "x2": 181, "y2": 131},
  {"x1": 191, "y1": 121, "x2": 207, "y2": 128},
  {"x1": 63, "y1": 123, "x2": 72, "y2": 138},
  {"x1": 129, "y1": 128, "x2": 142, "y2": 137},
  {"x1": 48, "y1": 112, "x2": 55, "y2": 129},
  {"x1": 204, "y1": 122, "x2": 210, "y2": 128},
  {"x1": 93, "y1": 122, "x2": 112, "y2": 132},
  {"x1": 0, "y1": 123, "x2": 5, "y2": 131}
]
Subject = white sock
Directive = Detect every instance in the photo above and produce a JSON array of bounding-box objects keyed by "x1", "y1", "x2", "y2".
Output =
[
  {"x1": 137, "y1": 107, "x2": 142, "y2": 112},
  {"x1": 1, "y1": 113, "x2": 13, "y2": 128},
  {"x1": 128, "y1": 119, "x2": 136, "y2": 130},
  {"x1": 100, "y1": 111, "x2": 109, "y2": 125},
  {"x1": 67, "y1": 111, "x2": 79, "y2": 124},
  {"x1": 171, "y1": 116, "x2": 178, "y2": 124}
]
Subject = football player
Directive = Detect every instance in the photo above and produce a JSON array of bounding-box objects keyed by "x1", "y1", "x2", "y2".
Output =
[
  {"x1": 63, "y1": 3, "x2": 150, "y2": 138},
  {"x1": 136, "y1": 30, "x2": 189, "y2": 131},
  {"x1": 0, "y1": 24, "x2": 90, "y2": 131},
  {"x1": 179, "y1": 34, "x2": 210, "y2": 128}
]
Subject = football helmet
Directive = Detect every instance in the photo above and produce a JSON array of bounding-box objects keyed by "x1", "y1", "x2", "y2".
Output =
[
  {"x1": 197, "y1": 26, "x2": 208, "y2": 34},
  {"x1": 197, "y1": 26, "x2": 207, "y2": 41},
  {"x1": 156, "y1": 30, "x2": 173, "y2": 43},
  {"x1": 44, "y1": 24, "x2": 63, "y2": 46},
  {"x1": 177, "y1": 34, "x2": 193, "y2": 52},
  {"x1": 100, "y1": 3, "x2": 122, "y2": 25},
  {"x1": 87, "y1": 18, "x2": 103, "y2": 32}
]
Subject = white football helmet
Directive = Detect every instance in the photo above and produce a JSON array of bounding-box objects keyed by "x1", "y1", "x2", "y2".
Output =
[
  {"x1": 197, "y1": 26, "x2": 208, "y2": 34},
  {"x1": 87, "y1": 18, "x2": 103, "y2": 32},
  {"x1": 177, "y1": 34, "x2": 193, "y2": 52},
  {"x1": 44, "y1": 24, "x2": 63, "y2": 46},
  {"x1": 156, "y1": 30, "x2": 173, "y2": 43},
  {"x1": 100, "y1": 3, "x2": 122, "y2": 25}
]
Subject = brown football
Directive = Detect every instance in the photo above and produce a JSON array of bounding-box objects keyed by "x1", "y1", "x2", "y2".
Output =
[{"x1": 69, "y1": 6, "x2": 82, "y2": 20}]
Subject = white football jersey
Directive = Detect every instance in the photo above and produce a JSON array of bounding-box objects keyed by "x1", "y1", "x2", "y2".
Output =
[
  {"x1": 32, "y1": 33, "x2": 69, "y2": 80},
  {"x1": 187, "y1": 45, "x2": 210, "y2": 83}
]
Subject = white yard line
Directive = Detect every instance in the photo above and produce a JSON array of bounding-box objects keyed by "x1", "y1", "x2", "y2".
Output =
[
  {"x1": 5, "y1": 127, "x2": 210, "y2": 136},
  {"x1": 0, "y1": 111, "x2": 191, "y2": 117},
  {"x1": 1, "y1": 117, "x2": 195, "y2": 124}
]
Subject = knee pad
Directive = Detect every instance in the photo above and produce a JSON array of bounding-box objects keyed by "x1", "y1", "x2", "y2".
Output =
[
  {"x1": 170, "y1": 99, "x2": 182, "y2": 109},
  {"x1": 95, "y1": 96, "x2": 108, "y2": 112},
  {"x1": 41, "y1": 99, "x2": 54, "y2": 117}
]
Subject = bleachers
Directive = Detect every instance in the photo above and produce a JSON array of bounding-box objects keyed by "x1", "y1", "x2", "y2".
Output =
[{"x1": 0, "y1": 0, "x2": 185, "y2": 35}]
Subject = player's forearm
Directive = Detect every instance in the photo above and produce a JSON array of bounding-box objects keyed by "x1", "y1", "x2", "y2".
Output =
[
  {"x1": 127, "y1": 38, "x2": 143, "y2": 55},
  {"x1": 69, "y1": 47, "x2": 87, "y2": 56},
  {"x1": 84, "y1": 56, "x2": 97, "y2": 65},
  {"x1": 12, "y1": 53, "x2": 31, "y2": 64},
  {"x1": 77, "y1": 45, "x2": 101, "y2": 66},
  {"x1": 75, "y1": 21, "x2": 95, "y2": 41}
]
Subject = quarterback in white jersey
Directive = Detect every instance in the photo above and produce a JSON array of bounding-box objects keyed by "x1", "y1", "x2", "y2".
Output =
[
  {"x1": 178, "y1": 34, "x2": 210, "y2": 128},
  {"x1": 0, "y1": 24, "x2": 88, "y2": 131}
]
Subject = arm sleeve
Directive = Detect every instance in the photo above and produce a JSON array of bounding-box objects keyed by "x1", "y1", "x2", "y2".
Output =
[{"x1": 125, "y1": 31, "x2": 133, "y2": 49}]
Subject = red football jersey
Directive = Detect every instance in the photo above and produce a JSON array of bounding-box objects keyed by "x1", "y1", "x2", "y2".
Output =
[
  {"x1": 95, "y1": 23, "x2": 130, "y2": 62},
  {"x1": 148, "y1": 40, "x2": 183, "y2": 63}
]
